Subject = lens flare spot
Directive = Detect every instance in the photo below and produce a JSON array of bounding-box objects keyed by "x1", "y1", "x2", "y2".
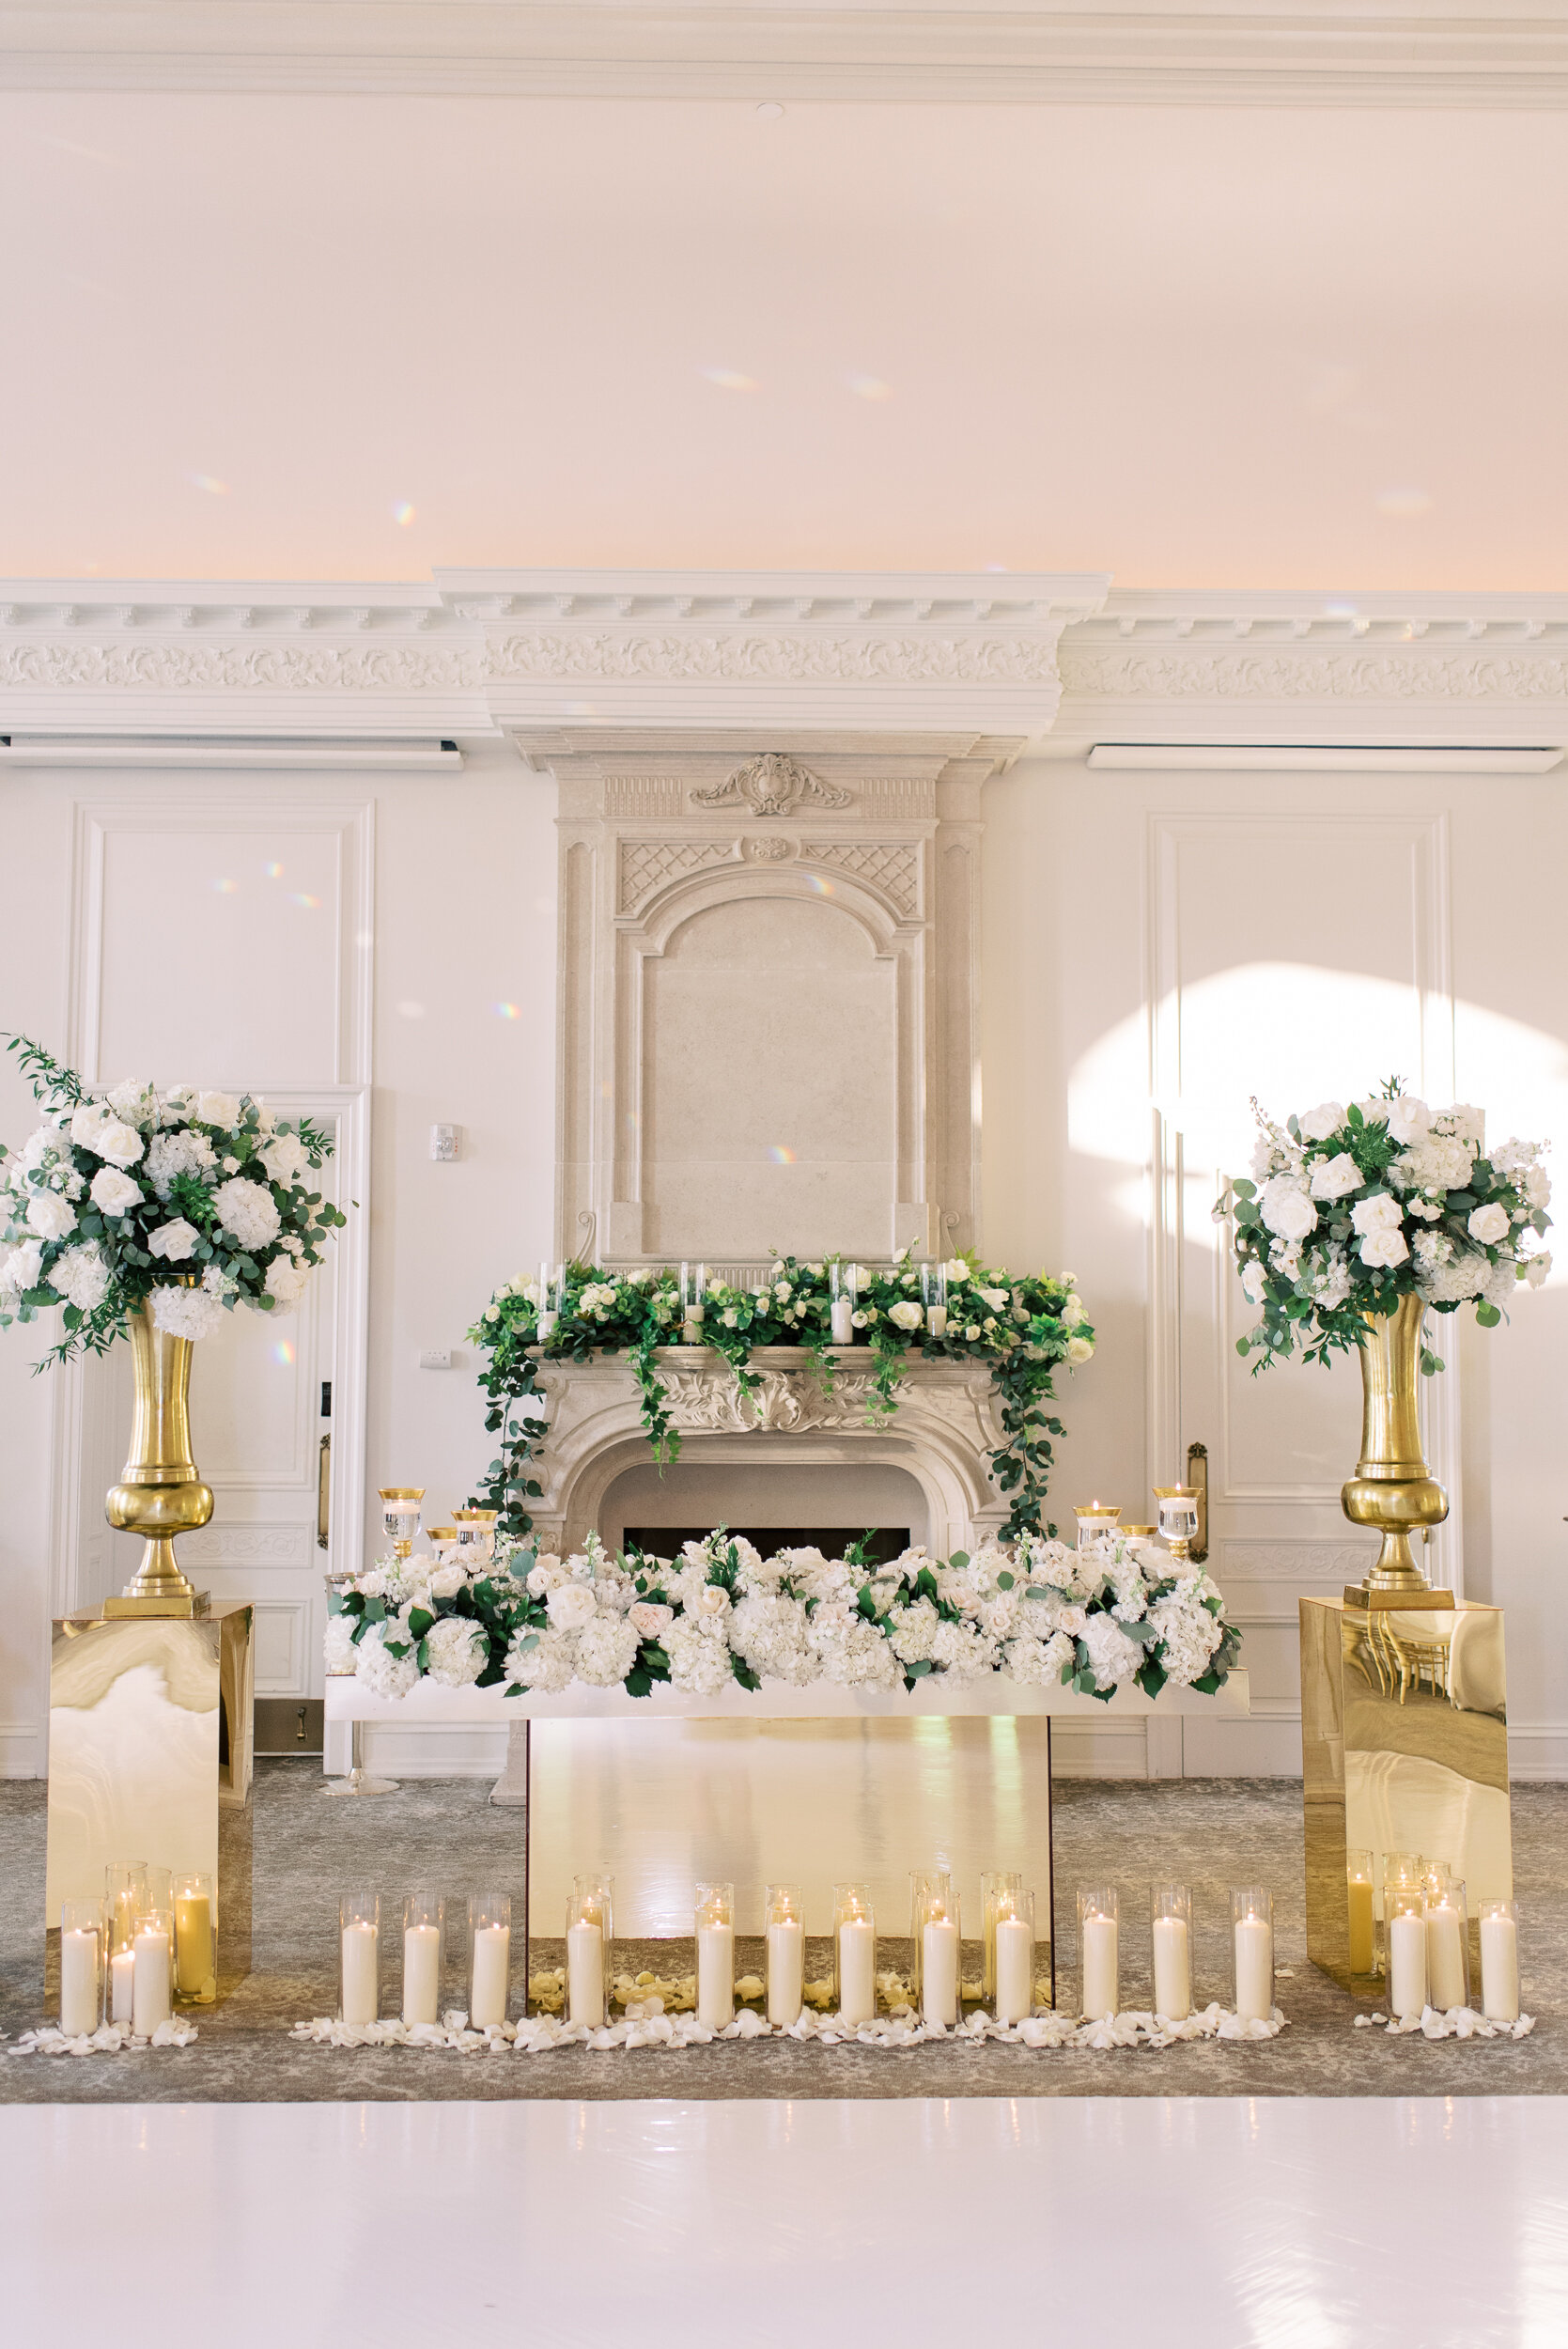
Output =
[
  {"x1": 768, "y1": 1144, "x2": 797, "y2": 1165},
  {"x1": 190, "y1": 474, "x2": 228, "y2": 495},
  {"x1": 494, "y1": 1002, "x2": 521, "y2": 1020},
  {"x1": 393, "y1": 502, "x2": 415, "y2": 525},
  {"x1": 264, "y1": 862, "x2": 284, "y2": 879},
  {"x1": 700, "y1": 367, "x2": 759, "y2": 393},
  {"x1": 846, "y1": 373, "x2": 893, "y2": 401},
  {"x1": 211, "y1": 878, "x2": 238, "y2": 894},
  {"x1": 290, "y1": 892, "x2": 320, "y2": 910},
  {"x1": 272, "y1": 1339, "x2": 294, "y2": 1366},
  {"x1": 808, "y1": 873, "x2": 836, "y2": 896},
  {"x1": 1375, "y1": 487, "x2": 1434, "y2": 520}
]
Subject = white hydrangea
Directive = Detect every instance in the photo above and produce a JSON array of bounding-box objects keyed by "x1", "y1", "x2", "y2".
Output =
[
  {"x1": 809, "y1": 1613, "x2": 901, "y2": 1689},
  {"x1": 1394, "y1": 1132, "x2": 1475, "y2": 1193},
  {"x1": 1079, "y1": 1612, "x2": 1145, "y2": 1690},
  {"x1": 424, "y1": 1616, "x2": 489, "y2": 1688},
  {"x1": 354, "y1": 1622, "x2": 422, "y2": 1700},
  {"x1": 322, "y1": 1613, "x2": 359, "y2": 1676},
  {"x1": 663, "y1": 1618, "x2": 734, "y2": 1696},
  {"x1": 506, "y1": 1627, "x2": 578, "y2": 1691},
  {"x1": 212, "y1": 1177, "x2": 281, "y2": 1251},
  {"x1": 931, "y1": 1617, "x2": 997, "y2": 1678},
  {"x1": 572, "y1": 1613, "x2": 642, "y2": 1687},
  {"x1": 50, "y1": 1241, "x2": 110, "y2": 1313},
  {"x1": 1148, "y1": 1587, "x2": 1224, "y2": 1686},
  {"x1": 150, "y1": 1283, "x2": 225, "y2": 1341},
  {"x1": 728, "y1": 1592, "x2": 818, "y2": 1685},
  {"x1": 888, "y1": 1598, "x2": 939, "y2": 1664},
  {"x1": 146, "y1": 1129, "x2": 217, "y2": 1200},
  {"x1": 1002, "y1": 1629, "x2": 1076, "y2": 1687},
  {"x1": 264, "y1": 1253, "x2": 310, "y2": 1311}
]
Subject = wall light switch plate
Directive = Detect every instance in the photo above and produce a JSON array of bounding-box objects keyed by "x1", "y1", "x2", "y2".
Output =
[
  {"x1": 430, "y1": 1124, "x2": 459, "y2": 1161},
  {"x1": 418, "y1": 1347, "x2": 453, "y2": 1370}
]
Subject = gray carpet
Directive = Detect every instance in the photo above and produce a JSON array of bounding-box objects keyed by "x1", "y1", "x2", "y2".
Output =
[{"x1": 1, "y1": 1763, "x2": 1559, "y2": 2102}]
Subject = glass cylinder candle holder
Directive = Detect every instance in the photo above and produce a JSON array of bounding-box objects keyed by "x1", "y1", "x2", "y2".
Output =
[
  {"x1": 694, "y1": 1883, "x2": 735, "y2": 2030},
  {"x1": 339, "y1": 1890, "x2": 380, "y2": 2027},
  {"x1": 132, "y1": 1906, "x2": 174, "y2": 2036},
  {"x1": 173, "y1": 1871, "x2": 217, "y2": 2005},
  {"x1": 916, "y1": 1882, "x2": 960, "y2": 2029},
  {"x1": 920, "y1": 1260, "x2": 948, "y2": 1340},
  {"x1": 1479, "y1": 1897, "x2": 1520, "y2": 2023},
  {"x1": 679, "y1": 1260, "x2": 707, "y2": 1341},
  {"x1": 1346, "y1": 1848, "x2": 1376, "y2": 1975},
  {"x1": 59, "y1": 1898, "x2": 104, "y2": 2037},
  {"x1": 1387, "y1": 1884, "x2": 1427, "y2": 2020},
  {"x1": 1232, "y1": 1889, "x2": 1274, "y2": 2022},
  {"x1": 765, "y1": 1883, "x2": 805, "y2": 2027},
  {"x1": 1078, "y1": 1885, "x2": 1120, "y2": 2021},
  {"x1": 908, "y1": 1869, "x2": 953, "y2": 2005},
  {"x1": 830, "y1": 1260, "x2": 858, "y2": 1346},
  {"x1": 536, "y1": 1259, "x2": 565, "y2": 1344},
  {"x1": 991, "y1": 1887, "x2": 1035, "y2": 2026},
  {"x1": 832, "y1": 1882, "x2": 877, "y2": 2025},
  {"x1": 1421, "y1": 1857, "x2": 1455, "y2": 1898},
  {"x1": 1380, "y1": 1850, "x2": 1424, "y2": 1970},
  {"x1": 468, "y1": 1892, "x2": 512, "y2": 2028},
  {"x1": 1153, "y1": 1486, "x2": 1200, "y2": 1563},
  {"x1": 105, "y1": 1862, "x2": 147, "y2": 2024},
  {"x1": 980, "y1": 1870, "x2": 1024, "y2": 2000},
  {"x1": 452, "y1": 1508, "x2": 498, "y2": 1563},
  {"x1": 566, "y1": 1877, "x2": 613, "y2": 2028},
  {"x1": 1424, "y1": 1879, "x2": 1469, "y2": 2014},
  {"x1": 401, "y1": 1890, "x2": 445, "y2": 2027},
  {"x1": 1151, "y1": 1883, "x2": 1193, "y2": 2021},
  {"x1": 1074, "y1": 1502, "x2": 1121, "y2": 1555},
  {"x1": 379, "y1": 1486, "x2": 425, "y2": 1559}
]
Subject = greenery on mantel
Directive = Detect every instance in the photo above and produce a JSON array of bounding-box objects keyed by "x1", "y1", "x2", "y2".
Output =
[{"x1": 465, "y1": 1252, "x2": 1096, "y2": 1546}]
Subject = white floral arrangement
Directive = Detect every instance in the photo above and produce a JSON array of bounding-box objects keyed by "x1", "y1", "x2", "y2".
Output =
[
  {"x1": 331, "y1": 1524, "x2": 1239, "y2": 1704},
  {"x1": 0, "y1": 1034, "x2": 347, "y2": 1363},
  {"x1": 1225, "y1": 1082, "x2": 1552, "y2": 1370}
]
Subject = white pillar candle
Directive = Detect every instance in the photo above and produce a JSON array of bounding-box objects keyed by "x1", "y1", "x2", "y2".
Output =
[
  {"x1": 1080, "y1": 1913, "x2": 1118, "y2": 2020},
  {"x1": 110, "y1": 1947, "x2": 135, "y2": 2023},
  {"x1": 831, "y1": 1299, "x2": 854, "y2": 1345},
  {"x1": 60, "y1": 1929, "x2": 100, "y2": 2036},
  {"x1": 767, "y1": 1919, "x2": 804, "y2": 2026},
  {"x1": 132, "y1": 1926, "x2": 172, "y2": 2034},
  {"x1": 340, "y1": 1920, "x2": 380, "y2": 2026},
  {"x1": 1233, "y1": 1914, "x2": 1274, "y2": 2022},
  {"x1": 922, "y1": 1917, "x2": 959, "y2": 2028},
  {"x1": 1425, "y1": 1904, "x2": 1467, "y2": 2012},
  {"x1": 536, "y1": 1309, "x2": 557, "y2": 1343},
  {"x1": 926, "y1": 1304, "x2": 947, "y2": 1339},
  {"x1": 696, "y1": 1921, "x2": 734, "y2": 2029},
  {"x1": 567, "y1": 1919, "x2": 606, "y2": 2027},
  {"x1": 837, "y1": 1919, "x2": 877, "y2": 2025},
  {"x1": 994, "y1": 1917, "x2": 1032, "y2": 2025},
  {"x1": 1480, "y1": 1913, "x2": 1520, "y2": 2023},
  {"x1": 402, "y1": 1923, "x2": 442, "y2": 2026},
  {"x1": 1389, "y1": 1911, "x2": 1427, "y2": 2020},
  {"x1": 175, "y1": 1892, "x2": 214, "y2": 1998},
  {"x1": 1153, "y1": 1914, "x2": 1192, "y2": 2020},
  {"x1": 470, "y1": 1923, "x2": 511, "y2": 2027}
]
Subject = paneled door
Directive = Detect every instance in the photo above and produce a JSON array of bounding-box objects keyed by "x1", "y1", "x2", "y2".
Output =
[
  {"x1": 1147, "y1": 809, "x2": 1461, "y2": 1775},
  {"x1": 78, "y1": 1095, "x2": 366, "y2": 1703}
]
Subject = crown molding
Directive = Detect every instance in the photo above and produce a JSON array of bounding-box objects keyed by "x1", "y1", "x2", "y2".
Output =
[
  {"x1": 4, "y1": 572, "x2": 1567, "y2": 753},
  {"x1": 3, "y1": 5, "x2": 1568, "y2": 106}
]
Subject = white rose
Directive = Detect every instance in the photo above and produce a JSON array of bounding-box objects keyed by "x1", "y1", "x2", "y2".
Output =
[
  {"x1": 1525, "y1": 1166, "x2": 1552, "y2": 1209},
  {"x1": 1359, "y1": 1228, "x2": 1410, "y2": 1269},
  {"x1": 1351, "y1": 1192, "x2": 1403, "y2": 1237},
  {"x1": 628, "y1": 1601, "x2": 675, "y2": 1641},
  {"x1": 940, "y1": 1259, "x2": 968, "y2": 1283},
  {"x1": 964, "y1": 1324, "x2": 981, "y2": 1341},
  {"x1": 2, "y1": 1237, "x2": 45, "y2": 1293},
  {"x1": 25, "y1": 1190, "x2": 76, "y2": 1242},
  {"x1": 1065, "y1": 1335, "x2": 1094, "y2": 1363},
  {"x1": 264, "y1": 1253, "x2": 310, "y2": 1310},
  {"x1": 70, "y1": 1103, "x2": 145, "y2": 1169},
  {"x1": 1309, "y1": 1152, "x2": 1363, "y2": 1202},
  {"x1": 259, "y1": 1131, "x2": 309, "y2": 1186},
  {"x1": 888, "y1": 1299, "x2": 924, "y2": 1331},
  {"x1": 546, "y1": 1583, "x2": 599, "y2": 1632},
  {"x1": 105, "y1": 1079, "x2": 159, "y2": 1127},
  {"x1": 1354, "y1": 1098, "x2": 1390, "y2": 1127},
  {"x1": 1527, "y1": 1252, "x2": 1552, "y2": 1289},
  {"x1": 147, "y1": 1217, "x2": 199, "y2": 1262},
  {"x1": 978, "y1": 1287, "x2": 1009, "y2": 1312},
  {"x1": 1259, "y1": 1175, "x2": 1317, "y2": 1243},
  {"x1": 1467, "y1": 1203, "x2": 1512, "y2": 1246},
  {"x1": 691, "y1": 1583, "x2": 732, "y2": 1621},
  {"x1": 89, "y1": 1166, "x2": 143, "y2": 1216},
  {"x1": 195, "y1": 1090, "x2": 242, "y2": 1129},
  {"x1": 1296, "y1": 1101, "x2": 1346, "y2": 1143},
  {"x1": 1061, "y1": 1294, "x2": 1087, "y2": 1328},
  {"x1": 1240, "y1": 1259, "x2": 1269, "y2": 1304},
  {"x1": 1386, "y1": 1096, "x2": 1432, "y2": 1146}
]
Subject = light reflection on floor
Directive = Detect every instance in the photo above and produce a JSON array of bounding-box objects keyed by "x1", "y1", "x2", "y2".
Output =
[{"x1": 4, "y1": 2094, "x2": 1566, "y2": 2345}]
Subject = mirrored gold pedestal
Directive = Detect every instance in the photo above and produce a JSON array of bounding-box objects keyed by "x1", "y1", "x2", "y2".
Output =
[
  {"x1": 44, "y1": 1604, "x2": 255, "y2": 2008},
  {"x1": 1301, "y1": 1595, "x2": 1511, "y2": 1991}
]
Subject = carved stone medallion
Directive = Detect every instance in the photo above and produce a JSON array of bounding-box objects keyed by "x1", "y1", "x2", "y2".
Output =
[{"x1": 691, "y1": 751, "x2": 852, "y2": 817}]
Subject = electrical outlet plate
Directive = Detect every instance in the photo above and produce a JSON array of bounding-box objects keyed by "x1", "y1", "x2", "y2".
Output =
[{"x1": 418, "y1": 1347, "x2": 453, "y2": 1370}]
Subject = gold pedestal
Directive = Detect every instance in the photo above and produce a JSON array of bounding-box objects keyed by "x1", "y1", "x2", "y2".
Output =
[
  {"x1": 1301, "y1": 1594, "x2": 1511, "y2": 1990},
  {"x1": 102, "y1": 1297, "x2": 214, "y2": 1613},
  {"x1": 45, "y1": 1603, "x2": 255, "y2": 2001}
]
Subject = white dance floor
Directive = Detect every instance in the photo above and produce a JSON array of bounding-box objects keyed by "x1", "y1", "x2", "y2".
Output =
[{"x1": 5, "y1": 2094, "x2": 1565, "y2": 2346}]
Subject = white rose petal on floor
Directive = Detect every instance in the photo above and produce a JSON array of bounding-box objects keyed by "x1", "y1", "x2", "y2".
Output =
[
  {"x1": 1352, "y1": 2007, "x2": 1535, "y2": 2040},
  {"x1": 8, "y1": 2021, "x2": 199, "y2": 2057}
]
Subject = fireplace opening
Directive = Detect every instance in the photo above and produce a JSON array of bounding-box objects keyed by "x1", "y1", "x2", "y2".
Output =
[{"x1": 622, "y1": 1526, "x2": 912, "y2": 1568}]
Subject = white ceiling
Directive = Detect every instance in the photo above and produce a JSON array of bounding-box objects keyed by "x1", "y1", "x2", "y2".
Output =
[{"x1": 3, "y1": 84, "x2": 1566, "y2": 587}]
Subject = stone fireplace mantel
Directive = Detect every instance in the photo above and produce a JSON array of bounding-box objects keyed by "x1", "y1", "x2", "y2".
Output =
[{"x1": 528, "y1": 1346, "x2": 1013, "y2": 1559}]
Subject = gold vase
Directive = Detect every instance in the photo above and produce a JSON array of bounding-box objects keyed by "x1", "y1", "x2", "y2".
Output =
[
  {"x1": 102, "y1": 1293, "x2": 214, "y2": 1616},
  {"x1": 1340, "y1": 1292, "x2": 1449, "y2": 1601}
]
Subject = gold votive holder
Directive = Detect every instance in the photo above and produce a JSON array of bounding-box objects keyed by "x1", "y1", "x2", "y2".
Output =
[{"x1": 173, "y1": 1870, "x2": 216, "y2": 2005}]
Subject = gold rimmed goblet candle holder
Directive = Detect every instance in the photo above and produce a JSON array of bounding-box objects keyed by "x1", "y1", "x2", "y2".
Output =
[
  {"x1": 567, "y1": 1876, "x2": 613, "y2": 2028},
  {"x1": 468, "y1": 1892, "x2": 512, "y2": 2028},
  {"x1": 1154, "y1": 1486, "x2": 1200, "y2": 1565},
  {"x1": 765, "y1": 1883, "x2": 805, "y2": 2027},
  {"x1": 173, "y1": 1871, "x2": 216, "y2": 2005},
  {"x1": 991, "y1": 1887, "x2": 1035, "y2": 2026},
  {"x1": 452, "y1": 1509, "x2": 498, "y2": 1566},
  {"x1": 402, "y1": 1890, "x2": 444, "y2": 2028},
  {"x1": 1074, "y1": 1502, "x2": 1121, "y2": 1555},
  {"x1": 694, "y1": 1882, "x2": 735, "y2": 2030},
  {"x1": 59, "y1": 1898, "x2": 105, "y2": 2037},
  {"x1": 378, "y1": 1486, "x2": 425, "y2": 1561},
  {"x1": 833, "y1": 1882, "x2": 877, "y2": 2026}
]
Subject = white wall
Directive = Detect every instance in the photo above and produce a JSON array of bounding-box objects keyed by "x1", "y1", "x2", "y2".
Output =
[{"x1": 0, "y1": 743, "x2": 557, "y2": 1770}]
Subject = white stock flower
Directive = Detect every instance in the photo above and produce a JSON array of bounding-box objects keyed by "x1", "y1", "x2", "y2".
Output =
[
  {"x1": 424, "y1": 1616, "x2": 488, "y2": 1688},
  {"x1": 1386, "y1": 1097, "x2": 1432, "y2": 1146},
  {"x1": 546, "y1": 1582, "x2": 600, "y2": 1632},
  {"x1": 212, "y1": 1177, "x2": 281, "y2": 1251},
  {"x1": 194, "y1": 1090, "x2": 242, "y2": 1129},
  {"x1": 264, "y1": 1253, "x2": 310, "y2": 1311},
  {"x1": 1259, "y1": 1175, "x2": 1316, "y2": 1242},
  {"x1": 887, "y1": 1299, "x2": 924, "y2": 1331},
  {"x1": 1065, "y1": 1335, "x2": 1094, "y2": 1364},
  {"x1": 1296, "y1": 1102, "x2": 1346, "y2": 1143},
  {"x1": 1490, "y1": 1137, "x2": 1538, "y2": 1179},
  {"x1": 145, "y1": 1129, "x2": 216, "y2": 1199},
  {"x1": 150, "y1": 1283, "x2": 225, "y2": 1340},
  {"x1": 25, "y1": 1190, "x2": 77, "y2": 1242},
  {"x1": 1448, "y1": 1104, "x2": 1486, "y2": 1145},
  {"x1": 1527, "y1": 1252, "x2": 1552, "y2": 1289},
  {"x1": 1309, "y1": 1152, "x2": 1362, "y2": 1202},
  {"x1": 147, "y1": 1218, "x2": 199, "y2": 1262},
  {"x1": 50, "y1": 1241, "x2": 110, "y2": 1312},
  {"x1": 259, "y1": 1131, "x2": 308, "y2": 1186},
  {"x1": 1467, "y1": 1203, "x2": 1512, "y2": 1246},
  {"x1": 89, "y1": 1166, "x2": 143, "y2": 1215}
]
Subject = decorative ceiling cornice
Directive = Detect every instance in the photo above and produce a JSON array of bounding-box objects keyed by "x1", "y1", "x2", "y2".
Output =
[{"x1": 3, "y1": 5, "x2": 1566, "y2": 108}]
